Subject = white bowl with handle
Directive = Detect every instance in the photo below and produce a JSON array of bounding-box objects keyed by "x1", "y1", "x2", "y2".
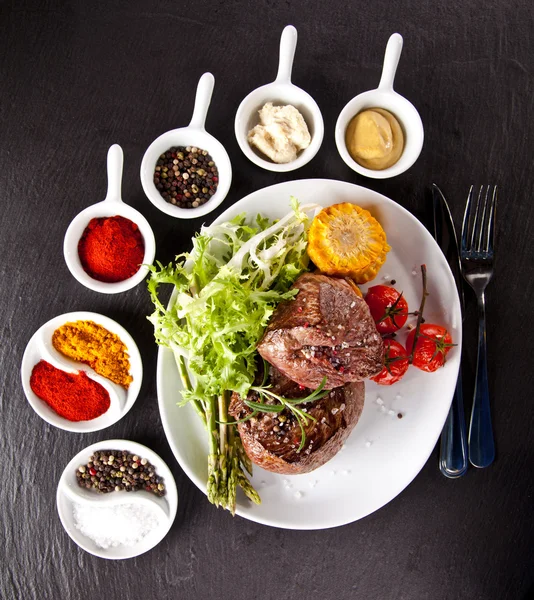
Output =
[
  {"x1": 235, "y1": 25, "x2": 324, "y2": 172},
  {"x1": 335, "y1": 33, "x2": 424, "y2": 179},
  {"x1": 140, "y1": 72, "x2": 232, "y2": 219},
  {"x1": 64, "y1": 144, "x2": 156, "y2": 293}
]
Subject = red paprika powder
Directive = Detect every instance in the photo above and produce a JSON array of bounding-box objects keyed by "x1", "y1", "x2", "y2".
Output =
[
  {"x1": 78, "y1": 215, "x2": 145, "y2": 283},
  {"x1": 30, "y1": 360, "x2": 110, "y2": 421}
]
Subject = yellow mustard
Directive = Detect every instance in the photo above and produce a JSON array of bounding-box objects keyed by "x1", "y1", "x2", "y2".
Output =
[{"x1": 345, "y1": 108, "x2": 404, "y2": 170}]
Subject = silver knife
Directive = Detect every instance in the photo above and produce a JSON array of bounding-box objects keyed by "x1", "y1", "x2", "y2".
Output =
[{"x1": 432, "y1": 184, "x2": 468, "y2": 478}]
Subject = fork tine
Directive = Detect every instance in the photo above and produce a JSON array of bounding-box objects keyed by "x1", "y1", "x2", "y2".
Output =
[
  {"x1": 476, "y1": 186, "x2": 490, "y2": 252},
  {"x1": 485, "y1": 186, "x2": 497, "y2": 253},
  {"x1": 469, "y1": 186, "x2": 484, "y2": 251},
  {"x1": 461, "y1": 185, "x2": 474, "y2": 252}
]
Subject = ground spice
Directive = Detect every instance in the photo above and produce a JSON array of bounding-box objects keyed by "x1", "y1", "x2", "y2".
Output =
[
  {"x1": 78, "y1": 215, "x2": 145, "y2": 283},
  {"x1": 30, "y1": 360, "x2": 110, "y2": 421},
  {"x1": 52, "y1": 320, "x2": 132, "y2": 388}
]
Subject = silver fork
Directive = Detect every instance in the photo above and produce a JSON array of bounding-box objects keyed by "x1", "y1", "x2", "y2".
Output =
[{"x1": 460, "y1": 185, "x2": 497, "y2": 468}]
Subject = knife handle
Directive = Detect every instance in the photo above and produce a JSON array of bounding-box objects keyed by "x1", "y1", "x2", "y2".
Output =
[{"x1": 439, "y1": 367, "x2": 468, "y2": 478}]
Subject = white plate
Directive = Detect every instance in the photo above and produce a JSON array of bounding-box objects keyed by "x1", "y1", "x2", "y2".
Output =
[
  {"x1": 21, "y1": 311, "x2": 143, "y2": 433},
  {"x1": 157, "y1": 179, "x2": 461, "y2": 529},
  {"x1": 56, "y1": 439, "x2": 178, "y2": 559}
]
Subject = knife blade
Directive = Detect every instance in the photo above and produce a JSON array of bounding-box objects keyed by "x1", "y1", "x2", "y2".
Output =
[
  {"x1": 432, "y1": 184, "x2": 468, "y2": 479},
  {"x1": 433, "y1": 184, "x2": 465, "y2": 314}
]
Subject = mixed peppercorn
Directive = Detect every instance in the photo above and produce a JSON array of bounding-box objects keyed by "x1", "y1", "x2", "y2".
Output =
[
  {"x1": 154, "y1": 146, "x2": 218, "y2": 208},
  {"x1": 76, "y1": 450, "x2": 166, "y2": 497}
]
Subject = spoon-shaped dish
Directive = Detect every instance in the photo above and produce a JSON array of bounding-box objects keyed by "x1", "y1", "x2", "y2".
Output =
[
  {"x1": 234, "y1": 25, "x2": 324, "y2": 172},
  {"x1": 57, "y1": 439, "x2": 178, "y2": 560},
  {"x1": 140, "y1": 72, "x2": 232, "y2": 219},
  {"x1": 20, "y1": 311, "x2": 142, "y2": 433},
  {"x1": 64, "y1": 144, "x2": 156, "y2": 293},
  {"x1": 335, "y1": 33, "x2": 424, "y2": 179}
]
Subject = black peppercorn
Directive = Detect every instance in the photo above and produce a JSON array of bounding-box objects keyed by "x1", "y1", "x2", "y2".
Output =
[
  {"x1": 75, "y1": 450, "x2": 166, "y2": 497},
  {"x1": 153, "y1": 146, "x2": 218, "y2": 208}
]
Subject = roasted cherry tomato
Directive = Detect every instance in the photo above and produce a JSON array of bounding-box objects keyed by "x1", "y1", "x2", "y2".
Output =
[
  {"x1": 405, "y1": 324, "x2": 454, "y2": 372},
  {"x1": 371, "y1": 339, "x2": 409, "y2": 385},
  {"x1": 365, "y1": 285, "x2": 408, "y2": 334}
]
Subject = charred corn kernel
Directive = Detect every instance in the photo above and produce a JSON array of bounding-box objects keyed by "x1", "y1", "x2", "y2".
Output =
[{"x1": 308, "y1": 203, "x2": 390, "y2": 283}]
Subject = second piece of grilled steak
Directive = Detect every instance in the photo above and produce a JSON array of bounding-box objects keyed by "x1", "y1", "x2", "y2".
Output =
[
  {"x1": 229, "y1": 367, "x2": 365, "y2": 474},
  {"x1": 257, "y1": 272, "x2": 383, "y2": 388}
]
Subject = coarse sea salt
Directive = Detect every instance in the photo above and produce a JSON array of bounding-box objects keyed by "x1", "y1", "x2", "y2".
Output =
[
  {"x1": 294, "y1": 491, "x2": 303, "y2": 499},
  {"x1": 73, "y1": 502, "x2": 160, "y2": 549}
]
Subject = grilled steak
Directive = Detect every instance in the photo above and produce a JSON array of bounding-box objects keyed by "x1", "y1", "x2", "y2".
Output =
[
  {"x1": 257, "y1": 272, "x2": 384, "y2": 388},
  {"x1": 229, "y1": 367, "x2": 365, "y2": 474}
]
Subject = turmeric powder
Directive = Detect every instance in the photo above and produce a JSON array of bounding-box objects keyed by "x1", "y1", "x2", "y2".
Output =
[{"x1": 52, "y1": 320, "x2": 133, "y2": 389}]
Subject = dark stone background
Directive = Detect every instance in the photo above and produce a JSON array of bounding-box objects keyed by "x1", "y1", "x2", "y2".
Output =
[{"x1": 1, "y1": 1, "x2": 532, "y2": 599}]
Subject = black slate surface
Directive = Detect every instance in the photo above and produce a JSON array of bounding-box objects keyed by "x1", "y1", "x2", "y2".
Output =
[{"x1": 1, "y1": 1, "x2": 533, "y2": 599}]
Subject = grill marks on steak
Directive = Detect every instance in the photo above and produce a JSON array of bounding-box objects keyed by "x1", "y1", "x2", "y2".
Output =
[
  {"x1": 229, "y1": 367, "x2": 365, "y2": 474},
  {"x1": 257, "y1": 273, "x2": 384, "y2": 388}
]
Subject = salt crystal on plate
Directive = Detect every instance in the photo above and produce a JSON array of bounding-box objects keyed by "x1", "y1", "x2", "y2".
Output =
[
  {"x1": 294, "y1": 491, "x2": 303, "y2": 499},
  {"x1": 376, "y1": 397, "x2": 384, "y2": 405},
  {"x1": 365, "y1": 440, "x2": 373, "y2": 448}
]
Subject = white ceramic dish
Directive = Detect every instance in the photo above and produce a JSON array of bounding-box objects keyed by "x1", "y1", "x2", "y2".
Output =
[
  {"x1": 234, "y1": 25, "x2": 324, "y2": 172},
  {"x1": 157, "y1": 179, "x2": 462, "y2": 530},
  {"x1": 57, "y1": 439, "x2": 178, "y2": 560},
  {"x1": 140, "y1": 72, "x2": 232, "y2": 219},
  {"x1": 21, "y1": 311, "x2": 143, "y2": 433},
  {"x1": 335, "y1": 33, "x2": 424, "y2": 179},
  {"x1": 64, "y1": 144, "x2": 156, "y2": 293}
]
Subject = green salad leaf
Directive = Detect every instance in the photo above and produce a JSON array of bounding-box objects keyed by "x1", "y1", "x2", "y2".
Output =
[{"x1": 147, "y1": 198, "x2": 318, "y2": 512}]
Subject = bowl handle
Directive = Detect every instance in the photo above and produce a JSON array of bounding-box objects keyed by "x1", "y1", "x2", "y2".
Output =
[
  {"x1": 378, "y1": 33, "x2": 403, "y2": 91},
  {"x1": 105, "y1": 144, "x2": 124, "y2": 203},
  {"x1": 275, "y1": 25, "x2": 297, "y2": 84},
  {"x1": 189, "y1": 72, "x2": 215, "y2": 130}
]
